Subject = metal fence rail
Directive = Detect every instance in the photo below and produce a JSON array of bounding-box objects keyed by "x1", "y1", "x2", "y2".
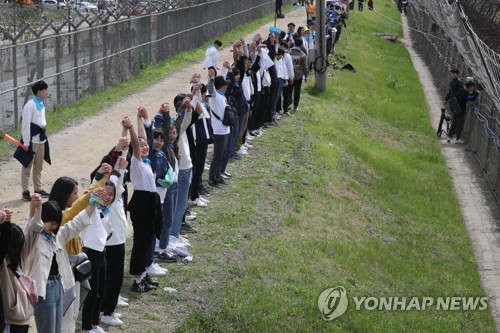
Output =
[{"x1": 0, "y1": 0, "x2": 274, "y2": 130}]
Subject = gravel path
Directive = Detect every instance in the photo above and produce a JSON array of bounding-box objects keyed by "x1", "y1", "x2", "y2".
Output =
[{"x1": 400, "y1": 14, "x2": 500, "y2": 332}]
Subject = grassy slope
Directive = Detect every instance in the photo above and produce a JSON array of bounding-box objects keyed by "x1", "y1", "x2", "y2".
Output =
[{"x1": 171, "y1": 1, "x2": 495, "y2": 332}]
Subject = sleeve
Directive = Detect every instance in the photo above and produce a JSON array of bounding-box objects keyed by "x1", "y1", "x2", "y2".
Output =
[
  {"x1": 250, "y1": 56, "x2": 261, "y2": 72},
  {"x1": 59, "y1": 210, "x2": 92, "y2": 244},
  {"x1": 21, "y1": 101, "x2": 33, "y2": 144},
  {"x1": 144, "y1": 119, "x2": 154, "y2": 159},
  {"x1": 22, "y1": 217, "x2": 42, "y2": 260},
  {"x1": 61, "y1": 179, "x2": 106, "y2": 227},
  {"x1": 207, "y1": 78, "x2": 216, "y2": 96},
  {"x1": 179, "y1": 110, "x2": 192, "y2": 136}
]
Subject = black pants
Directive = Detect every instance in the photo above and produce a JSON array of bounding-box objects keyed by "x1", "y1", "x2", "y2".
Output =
[
  {"x1": 82, "y1": 247, "x2": 106, "y2": 330},
  {"x1": 129, "y1": 220, "x2": 154, "y2": 276},
  {"x1": 8, "y1": 325, "x2": 29, "y2": 333},
  {"x1": 256, "y1": 87, "x2": 271, "y2": 127},
  {"x1": 449, "y1": 112, "x2": 466, "y2": 140},
  {"x1": 191, "y1": 142, "x2": 208, "y2": 200},
  {"x1": 291, "y1": 78, "x2": 303, "y2": 108},
  {"x1": 102, "y1": 243, "x2": 125, "y2": 315},
  {"x1": 282, "y1": 81, "x2": 292, "y2": 112}
]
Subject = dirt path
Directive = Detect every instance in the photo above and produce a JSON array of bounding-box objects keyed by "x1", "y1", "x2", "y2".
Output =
[
  {"x1": 400, "y1": 15, "x2": 500, "y2": 331},
  {"x1": 0, "y1": 8, "x2": 306, "y2": 223}
]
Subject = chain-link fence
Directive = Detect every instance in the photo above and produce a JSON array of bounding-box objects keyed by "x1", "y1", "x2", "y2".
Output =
[
  {"x1": 0, "y1": 0, "x2": 274, "y2": 130},
  {"x1": 405, "y1": 1, "x2": 500, "y2": 197}
]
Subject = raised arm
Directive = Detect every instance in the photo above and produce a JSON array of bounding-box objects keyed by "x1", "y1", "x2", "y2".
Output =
[{"x1": 122, "y1": 115, "x2": 140, "y2": 160}]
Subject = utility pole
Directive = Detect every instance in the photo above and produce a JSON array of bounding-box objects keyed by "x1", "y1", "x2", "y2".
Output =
[{"x1": 315, "y1": 0, "x2": 327, "y2": 92}]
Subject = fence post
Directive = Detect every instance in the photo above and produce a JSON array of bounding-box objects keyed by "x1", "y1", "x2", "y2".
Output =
[{"x1": 13, "y1": 42, "x2": 19, "y2": 127}]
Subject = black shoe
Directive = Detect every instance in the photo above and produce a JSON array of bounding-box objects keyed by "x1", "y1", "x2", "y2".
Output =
[
  {"x1": 208, "y1": 181, "x2": 221, "y2": 189},
  {"x1": 216, "y1": 178, "x2": 228, "y2": 186},
  {"x1": 180, "y1": 222, "x2": 198, "y2": 234},
  {"x1": 34, "y1": 190, "x2": 49, "y2": 198},
  {"x1": 199, "y1": 187, "x2": 211, "y2": 196},
  {"x1": 144, "y1": 273, "x2": 159, "y2": 287},
  {"x1": 130, "y1": 279, "x2": 157, "y2": 292},
  {"x1": 157, "y1": 252, "x2": 178, "y2": 263},
  {"x1": 22, "y1": 191, "x2": 31, "y2": 202}
]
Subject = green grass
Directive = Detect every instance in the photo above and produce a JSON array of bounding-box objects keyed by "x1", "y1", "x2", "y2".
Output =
[{"x1": 167, "y1": 1, "x2": 495, "y2": 332}]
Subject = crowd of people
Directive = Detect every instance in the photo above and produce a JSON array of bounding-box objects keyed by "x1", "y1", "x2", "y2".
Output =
[{"x1": 0, "y1": 2, "x2": 352, "y2": 332}]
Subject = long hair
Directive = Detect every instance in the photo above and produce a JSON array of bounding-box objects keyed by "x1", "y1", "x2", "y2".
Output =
[
  {"x1": 7, "y1": 224, "x2": 25, "y2": 272},
  {"x1": 49, "y1": 177, "x2": 78, "y2": 209}
]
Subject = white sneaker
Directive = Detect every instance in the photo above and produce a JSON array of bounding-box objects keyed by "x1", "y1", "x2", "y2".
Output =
[
  {"x1": 236, "y1": 148, "x2": 249, "y2": 156},
  {"x1": 191, "y1": 198, "x2": 207, "y2": 207},
  {"x1": 89, "y1": 326, "x2": 107, "y2": 333},
  {"x1": 146, "y1": 264, "x2": 167, "y2": 276},
  {"x1": 240, "y1": 145, "x2": 248, "y2": 150},
  {"x1": 246, "y1": 135, "x2": 254, "y2": 141},
  {"x1": 179, "y1": 236, "x2": 191, "y2": 246},
  {"x1": 220, "y1": 173, "x2": 231, "y2": 179},
  {"x1": 199, "y1": 196, "x2": 210, "y2": 203},
  {"x1": 152, "y1": 263, "x2": 167, "y2": 273},
  {"x1": 185, "y1": 213, "x2": 197, "y2": 221},
  {"x1": 204, "y1": 163, "x2": 210, "y2": 171},
  {"x1": 116, "y1": 298, "x2": 129, "y2": 307},
  {"x1": 455, "y1": 138, "x2": 465, "y2": 144},
  {"x1": 243, "y1": 142, "x2": 253, "y2": 149},
  {"x1": 101, "y1": 313, "x2": 123, "y2": 326},
  {"x1": 100, "y1": 311, "x2": 122, "y2": 319},
  {"x1": 118, "y1": 295, "x2": 128, "y2": 303}
]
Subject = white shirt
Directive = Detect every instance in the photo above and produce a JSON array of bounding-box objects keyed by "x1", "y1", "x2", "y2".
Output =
[
  {"x1": 209, "y1": 91, "x2": 231, "y2": 135},
  {"x1": 204, "y1": 45, "x2": 219, "y2": 69},
  {"x1": 22, "y1": 98, "x2": 47, "y2": 144},
  {"x1": 81, "y1": 208, "x2": 112, "y2": 252},
  {"x1": 283, "y1": 53, "x2": 294, "y2": 81},
  {"x1": 274, "y1": 58, "x2": 285, "y2": 79},
  {"x1": 106, "y1": 170, "x2": 128, "y2": 246},
  {"x1": 177, "y1": 110, "x2": 193, "y2": 171},
  {"x1": 130, "y1": 155, "x2": 156, "y2": 192},
  {"x1": 242, "y1": 74, "x2": 252, "y2": 102}
]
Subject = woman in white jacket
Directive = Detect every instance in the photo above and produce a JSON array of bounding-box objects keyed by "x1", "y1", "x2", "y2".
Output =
[{"x1": 26, "y1": 192, "x2": 100, "y2": 333}]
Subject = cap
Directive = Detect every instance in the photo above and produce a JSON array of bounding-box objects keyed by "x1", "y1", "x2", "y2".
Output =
[{"x1": 303, "y1": 27, "x2": 310, "y2": 32}]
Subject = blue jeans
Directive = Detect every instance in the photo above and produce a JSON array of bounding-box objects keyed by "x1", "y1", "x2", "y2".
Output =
[
  {"x1": 145, "y1": 233, "x2": 156, "y2": 268},
  {"x1": 272, "y1": 78, "x2": 284, "y2": 115},
  {"x1": 209, "y1": 134, "x2": 229, "y2": 182},
  {"x1": 34, "y1": 278, "x2": 63, "y2": 333},
  {"x1": 170, "y1": 169, "x2": 192, "y2": 237},
  {"x1": 160, "y1": 182, "x2": 177, "y2": 249}
]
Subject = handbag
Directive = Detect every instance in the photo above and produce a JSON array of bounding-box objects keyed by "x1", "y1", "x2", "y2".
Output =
[
  {"x1": 157, "y1": 163, "x2": 174, "y2": 188},
  {"x1": 14, "y1": 271, "x2": 38, "y2": 304},
  {"x1": 211, "y1": 105, "x2": 235, "y2": 127},
  {"x1": 73, "y1": 258, "x2": 92, "y2": 283}
]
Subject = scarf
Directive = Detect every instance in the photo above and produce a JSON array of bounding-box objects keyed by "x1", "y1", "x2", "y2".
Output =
[{"x1": 33, "y1": 96, "x2": 45, "y2": 111}]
